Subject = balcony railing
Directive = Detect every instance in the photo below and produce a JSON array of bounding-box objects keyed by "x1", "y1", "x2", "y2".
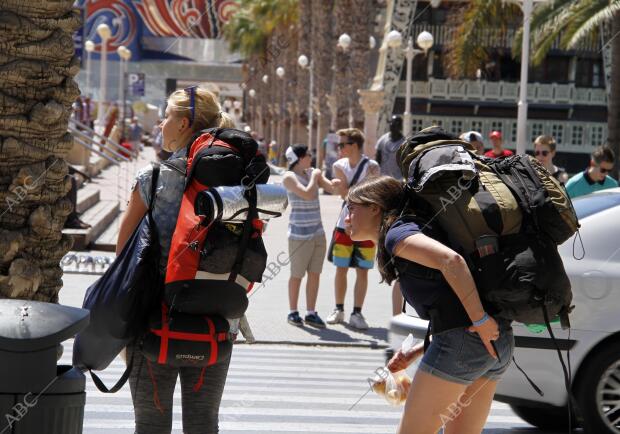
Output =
[
  {"x1": 411, "y1": 24, "x2": 600, "y2": 52},
  {"x1": 400, "y1": 79, "x2": 607, "y2": 106},
  {"x1": 405, "y1": 114, "x2": 607, "y2": 154}
]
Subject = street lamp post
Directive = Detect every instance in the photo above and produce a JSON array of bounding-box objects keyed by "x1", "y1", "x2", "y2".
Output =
[
  {"x1": 337, "y1": 33, "x2": 354, "y2": 127},
  {"x1": 276, "y1": 67, "x2": 285, "y2": 163},
  {"x1": 96, "y1": 23, "x2": 111, "y2": 130},
  {"x1": 249, "y1": 88, "x2": 257, "y2": 131},
  {"x1": 84, "y1": 40, "x2": 95, "y2": 97},
  {"x1": 116, "y1": 46, "x2": 131, "y2": 140},
  {"x1": 298, "y1": 55, "x2": 314, "y2": 154},
  {"x1": 516, "y1": 0, "x2": 533, "y2": 155},
  {"x1": 387, "y1": 30, "x2": 434, "y2": 137}
]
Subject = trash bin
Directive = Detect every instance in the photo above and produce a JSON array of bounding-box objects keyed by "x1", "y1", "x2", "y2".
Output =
[{"x1": 0, "y1": 299, "x2": 90, "y2": 434}]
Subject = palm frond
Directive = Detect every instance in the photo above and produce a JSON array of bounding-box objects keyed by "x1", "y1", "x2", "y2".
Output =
[
  {"x1": 513, "y1": 0, "x2": 578, "y2": 62},
  {"x1": 566, "y1": 0, "x2": 620, "y2": 48},
  {"x1": 445, "y1": 0, "x2": 521, "y2": 78}
]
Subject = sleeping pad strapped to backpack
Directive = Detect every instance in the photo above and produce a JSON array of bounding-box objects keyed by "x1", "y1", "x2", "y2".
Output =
[
  {"x1": 396, "y1": 126, "x2": 578, "y2": 326},
  {"x1": 141, "y1": 128, "x2": 271, "y2": 368}
]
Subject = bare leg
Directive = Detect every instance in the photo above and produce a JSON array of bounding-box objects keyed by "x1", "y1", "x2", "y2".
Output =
[
  {"x1": 443, "y1": 377, "x2": 498, "y2": 434},
  {"x1": 353, "y1": 268, "x2": 368, "y2": 309},
  {"x1": 392, "y1": 281, "x2": 404, "y2": 316},
  {"x1": 397, "y1": 370, "x2": 468, "y2": 434},
  {"x1": 288, "y1": 276, "x2": 302, "y2": 311},
  {"x1": 305, "y1": 272, "x2": 320, "y2": 311},
  {"x1": 335, "y1": 267, "x2": 348, "y2": 305}
]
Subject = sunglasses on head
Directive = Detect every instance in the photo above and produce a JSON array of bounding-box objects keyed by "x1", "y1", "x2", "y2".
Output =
[
  {"x1": 535, "y1": 150, "x2": 550, "y2": 157},
  {"x1": 184, "y1": 85, "x2": 198, "y2": 126},
  {"x1": 337, "y1": 141, "x2": 354, "y2": 149}
]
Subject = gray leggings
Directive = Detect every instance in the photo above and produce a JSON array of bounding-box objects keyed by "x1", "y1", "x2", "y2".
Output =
[{"x1": 126, "y1": 344, "x2": 231, "y2": 434}]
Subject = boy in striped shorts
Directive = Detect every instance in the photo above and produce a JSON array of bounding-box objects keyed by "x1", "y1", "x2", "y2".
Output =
[{"x1": 327, "y1": 129, "x2": 380, "y2": 330}]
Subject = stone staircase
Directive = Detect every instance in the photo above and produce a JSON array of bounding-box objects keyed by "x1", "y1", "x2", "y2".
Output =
[
  {"x1": 63, "y1": 147, "x2": 156, "y2": 252},
  {"x1": 63, "y1": 184, "x2": 121, "y2": 251}
]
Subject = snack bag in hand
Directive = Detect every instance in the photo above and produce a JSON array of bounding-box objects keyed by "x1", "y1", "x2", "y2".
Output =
[{"x1": 370, "y1": 334, "x2": 418, "y2": 406}]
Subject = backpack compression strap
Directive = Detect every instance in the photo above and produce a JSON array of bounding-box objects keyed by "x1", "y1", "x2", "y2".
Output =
[{"x1": 229, "y1": 185, "x2": 258, "y2": 283}]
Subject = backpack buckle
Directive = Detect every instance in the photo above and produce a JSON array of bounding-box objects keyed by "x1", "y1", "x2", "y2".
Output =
[{"x1": 475, "y1": 235, "x2": 498, "y2": 258}]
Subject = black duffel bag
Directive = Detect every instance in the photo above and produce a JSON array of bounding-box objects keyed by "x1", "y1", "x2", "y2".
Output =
[{"x1": 73, "y1": 163, "x2": 162, "y2": 392}]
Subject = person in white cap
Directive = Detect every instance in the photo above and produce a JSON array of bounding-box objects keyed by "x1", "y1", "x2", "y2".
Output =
[
  {"x1": 460, "y1": 131, "x2": 485, "y2": 155},
  {"x1": 282, "y1": 145, "x2": 341, "y2": 328}
]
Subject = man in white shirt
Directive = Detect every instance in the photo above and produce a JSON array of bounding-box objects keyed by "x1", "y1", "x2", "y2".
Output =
[{"x1": 326, "y1": 128, "x2": 380, "y2": 330}]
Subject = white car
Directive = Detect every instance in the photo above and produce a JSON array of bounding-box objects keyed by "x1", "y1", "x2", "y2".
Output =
[{"x1": 388, "y1": 187, "x2": 620, "y2": 433}]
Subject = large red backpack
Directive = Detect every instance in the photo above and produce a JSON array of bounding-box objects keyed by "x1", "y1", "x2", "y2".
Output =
[
  {"x1": 142, "y1": 128, "x2": 270, "y2": 370},
  {"x1": 165, "y1": 127, "x2": 270, "y2": 318}
]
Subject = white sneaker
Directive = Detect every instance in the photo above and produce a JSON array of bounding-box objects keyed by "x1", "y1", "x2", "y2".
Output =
[
  {"x1": 326, "y1": 309, "x2": 345, "y2": 324},
  {"x1": 349, "y1": 312, "x2": 369, "y2": 330}
]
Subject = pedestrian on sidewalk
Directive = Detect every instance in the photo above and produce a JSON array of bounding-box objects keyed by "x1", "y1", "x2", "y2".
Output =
[
  {"x1": 282, "y1": 145, "x2": 341, "y2": 328},
  {"x1": 117, "y1": 87, "x2": 236, "y2": 434},
  {"x1": 375, "y1": 115, "x2": 406, "y2": 180},
  {"x1": 533, "y1": 135, "x2": 568, "y2": 184},
  {"x1": 375, "y1": 115, "x2": 407, "y2": 317},
  {"x1": 326, "y1": 128, "x2": 380, "y2": 330},
  {"x1": 565, "y1": 145, "x2": 618, "y2": 198},
  {"x1": 460, "y1": 131, "x2": 485, "y2": 155},
  {"x1": 484, "y1": 131, "x2": 513, "y2": 159},
  {"x1": 129, "y1": 117, "x2": 144, "y2": 153},
  {"x1": 346, "y1": 176, "x2": 511, "y2": 434}
]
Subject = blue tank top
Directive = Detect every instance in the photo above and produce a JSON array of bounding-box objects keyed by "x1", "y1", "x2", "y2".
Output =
[{"x1": 286, "y1": 171, "x2": 324, "y2": 240}]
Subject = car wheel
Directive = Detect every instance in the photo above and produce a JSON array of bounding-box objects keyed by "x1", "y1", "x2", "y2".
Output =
[
  {"x1": 510, "y1": 404, "x2": 574, "y2": 430},
  {"x1": 577, "y1": 344, "x2": 620, "y2": 434}
]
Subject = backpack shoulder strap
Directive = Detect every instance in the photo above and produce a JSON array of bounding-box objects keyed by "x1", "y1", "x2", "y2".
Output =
[
  {"x1": 88, "y1": 347, "x2": 135, "y2": 393},
  {"x1": 349, "y1": 157, "x2": 369, "y2": 188},
  {"x1": 148, "y1": 163, "x2": 160, "y2": 212}
]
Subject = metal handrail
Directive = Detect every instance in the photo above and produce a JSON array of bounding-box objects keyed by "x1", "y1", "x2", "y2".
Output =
[
  {"x1": 69, "y1": 125, "x2": 130, "y2": 163},
  {"x1": 69, "y1": 119, "x2": 139, "y2": 159},
  {"x1": 71, "y1": 135, "x2": 120, "y2": 166}
]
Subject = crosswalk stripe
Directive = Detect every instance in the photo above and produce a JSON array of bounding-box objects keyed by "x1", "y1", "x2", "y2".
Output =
[{"x1": 59, "y1": 343, "x2": 532, "y2": 432}]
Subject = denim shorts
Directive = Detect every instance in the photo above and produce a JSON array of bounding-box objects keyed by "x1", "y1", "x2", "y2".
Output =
[{"x1": 418, "y1": 319, "x2": 514, "y2": 385}]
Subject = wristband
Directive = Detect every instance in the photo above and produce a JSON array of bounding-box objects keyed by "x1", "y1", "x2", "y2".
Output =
[{"x1": 472, "y1": 312, "x2": 490, "y2": 327}]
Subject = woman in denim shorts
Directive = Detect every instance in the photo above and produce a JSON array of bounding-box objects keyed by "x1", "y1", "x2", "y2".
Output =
[{"x1": 345, "y1": 176, "x2": 514, "y2": 434}]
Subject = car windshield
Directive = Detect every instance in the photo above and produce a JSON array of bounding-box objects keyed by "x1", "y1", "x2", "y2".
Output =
[{"x1": 572, "y1": 192, "x2": 620, "y2": 219}]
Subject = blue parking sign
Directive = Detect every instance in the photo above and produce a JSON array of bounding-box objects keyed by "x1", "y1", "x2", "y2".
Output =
[{"x1": 128, "y1": 73, "x2": 145, "y2": 96}]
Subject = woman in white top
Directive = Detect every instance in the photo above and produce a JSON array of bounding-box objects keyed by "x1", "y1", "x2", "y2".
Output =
[{"x1": 282, "y1": 145, "x2": 340, "y2": 328}]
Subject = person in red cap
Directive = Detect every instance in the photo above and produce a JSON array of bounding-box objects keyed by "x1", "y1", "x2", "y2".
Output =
[{"x1": 484, "y1": 131, "x2": 514, "y2": 158}]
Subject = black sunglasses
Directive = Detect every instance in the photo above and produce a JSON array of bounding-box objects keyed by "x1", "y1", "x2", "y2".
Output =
[
  {"x1": 337, "y1": 141, "x2": 354, "y2": 149},
  {"x1": 599, "y1": 166, "x2": 611, "y2": 174},
  {"x1": 184, "y1": 85, "x2": 198, "y2": 126},
  {"x1": 535, "y1": 150, "x2": 549, "y2": 157}
]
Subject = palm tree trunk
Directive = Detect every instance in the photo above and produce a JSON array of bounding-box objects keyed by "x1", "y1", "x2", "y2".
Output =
[
  {"x1": 349, "y1": 0, "x2": 375, "y2": 130},
  {"x1": 0, "y1": 0, "x2": 80, "y2": 302},
  {"x1": 297, "y1": 0, "x2": 312, "y2": 146},
  {"x1": 609, "y1": 11, "x2": 620, "y2": 180},
  {"x1": 312, "y1": 0, "x2": 335, "y2": 168},
  {"x1": 333, "y1": 0, "x2": 355, "y2": 129}
]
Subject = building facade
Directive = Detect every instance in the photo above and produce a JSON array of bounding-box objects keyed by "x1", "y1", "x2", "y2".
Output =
[{"x1": 391, "y1": 2, "x2": 608, "y2": 172}]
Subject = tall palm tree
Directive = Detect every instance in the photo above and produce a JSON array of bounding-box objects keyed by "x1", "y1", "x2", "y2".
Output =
[
  {"x1": 0, "y1": 0, "x2": 80, "y2": 302},
  {"x1": 223, "y1": 0, "x2": 299, "y2": 153},
  {"x1": 447, "y1": 0, "x2": 620, "y2": 179}
]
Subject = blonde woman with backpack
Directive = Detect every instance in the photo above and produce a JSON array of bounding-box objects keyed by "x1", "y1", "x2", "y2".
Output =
[
  {"x1": 117, "y1": 86, "x2": 235, "y2": 434},
  {"x1": 345, "y1": 176, "x2": 513, "y2": 434}
]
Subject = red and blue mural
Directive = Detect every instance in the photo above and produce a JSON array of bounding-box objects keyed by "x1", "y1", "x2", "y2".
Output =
[{"x1": 75, "y1": 0, "x2": 239, "y2": 60}]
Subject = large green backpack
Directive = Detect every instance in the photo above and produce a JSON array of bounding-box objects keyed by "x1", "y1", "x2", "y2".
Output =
[{"x1": 397, "y1": 127, "x2": 577, "y2": 325}]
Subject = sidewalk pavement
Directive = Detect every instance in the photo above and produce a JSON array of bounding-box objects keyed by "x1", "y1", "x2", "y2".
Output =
[{"x1": 60, "y1": 154, "x2": 394, "y2": 349}]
